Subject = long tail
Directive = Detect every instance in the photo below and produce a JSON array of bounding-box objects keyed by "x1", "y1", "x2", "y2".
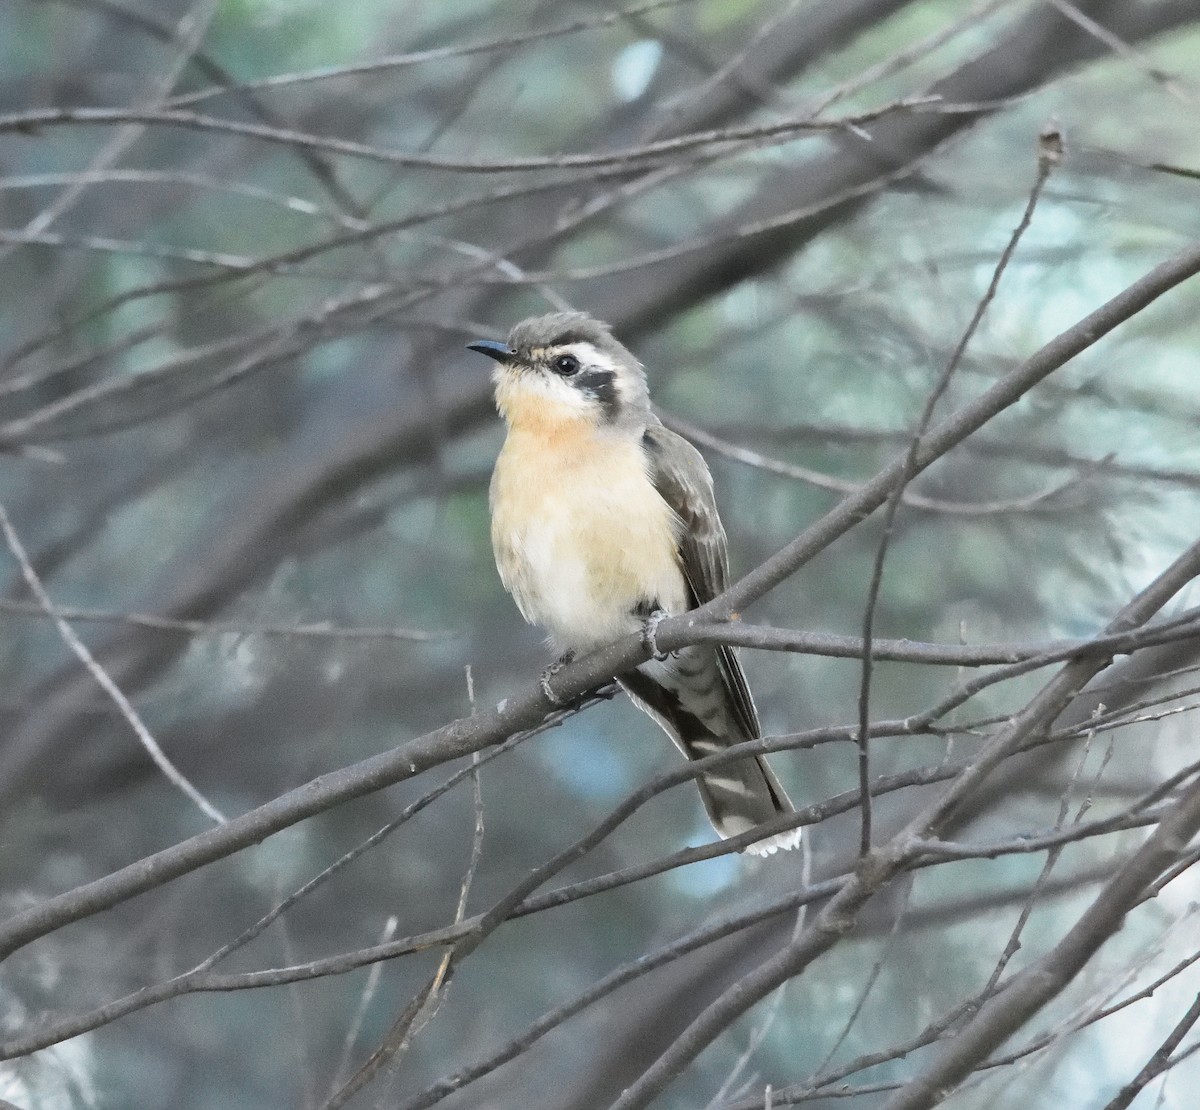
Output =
[{"x1": 618, "y1": 643, "x2": 800, "y2": 856}]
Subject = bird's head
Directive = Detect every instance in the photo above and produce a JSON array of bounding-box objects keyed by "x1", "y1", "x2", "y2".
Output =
[{"x1": 468, "y1": 312, "x2": 649, "y2": 432}]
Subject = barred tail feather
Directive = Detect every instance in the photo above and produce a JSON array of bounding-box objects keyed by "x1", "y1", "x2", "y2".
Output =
[
  {"x1": 744, "y1": 824, "x2": 804, "y2": 857},
  {"x1": 619, "y1": 647, "x2": 799, "y2": 855}
]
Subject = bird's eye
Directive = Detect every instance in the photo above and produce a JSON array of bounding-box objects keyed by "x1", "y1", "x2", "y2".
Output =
[{"x1": 553, "y1": 354, "x2": 580, "y2": 376}]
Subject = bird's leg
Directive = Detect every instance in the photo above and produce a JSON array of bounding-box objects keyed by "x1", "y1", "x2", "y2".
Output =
[
  {"x1": 641, "y1": 608, "x2": 670, "y2": 661},
  {"x1": 540, "y1": 650, "x2": 575, "y2": 707}
]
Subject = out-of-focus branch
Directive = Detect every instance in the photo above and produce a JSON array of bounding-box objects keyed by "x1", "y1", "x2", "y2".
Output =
[
  {"x1": 0, "y1": 504, "x2": 226, "y2": 825},
  {"x1": 591, "y1": 0, "x2": 1200, "y2": 333},
  {"x1": 607, "y1": 529, "x2": 1200, "y2": 1109},
  {"x1": 8, "y1": 0, "x2": 1193, "y2": 819},
  {"x1": 883, "y1": 780, "x2": 1200, "y2": 1110},
  {"x1": 0, "y1": 96, "x2": 958, "y2": 174},
  {"x1": 698, "y1": 238, "x2": 1200, "y2": 619},
  {"x1": 0, "y1": 236, "x2": 1196, "y2": 965}
]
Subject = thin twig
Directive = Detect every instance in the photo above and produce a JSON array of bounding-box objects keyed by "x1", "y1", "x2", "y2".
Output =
[
  {"x1": 853, "y1": 123, "x2": 1061, "y2": 855},
  {"x1": 1100, "y1": 999, "x2": 1200, "y2": 1110},
  {"x1": 0, "y1": 503, "x2": 225, "y2": 824},
  {"x1": 0, "y1": 96, "x2": 1002, "y2": 175},
  {"x1": 329, "y1": 916, "x2": 398, "y2": 1095},
  {"x1": 0, "y1": 0, "x2": 222, "y2": 267},
  {"x1": 0, "y1": 596, "x2": 449, "y2": 641},
  {"x1": 664, "y1": 411, "x2": 1090, "y2": 516},
  {"x1": 1047, "y1": 0, "x2": 1194, "y2": 105},
  {"x1": 349, "y1": 742, "x2": 490, "y2": 1104},
  {"x1": 2, "y1": 236, "x2": 1198, "y2": 967},
  {"x1": 166, "y1": 0, "x2": 699, "y2": 107},
  {"x1": 815, "y1": 877, "x2": 914, "y2": 1072},
  {"x1": 610, "y1": 531, "x2": 1200, "y2": 1110}
]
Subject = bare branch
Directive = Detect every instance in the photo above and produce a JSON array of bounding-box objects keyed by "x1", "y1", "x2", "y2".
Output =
[
  {"x1": 883, "y1": 782, "x2": 1200, "y2": 1110},
  {"x1": 0, "y1": 504, "x2": 226, "y2": 824},
  {"x1": 0, "y1": 96, "x2": 959, "y2": 175},
  {"x1": 1, "y1": 237, "x2": 1197, "y2": 967}
]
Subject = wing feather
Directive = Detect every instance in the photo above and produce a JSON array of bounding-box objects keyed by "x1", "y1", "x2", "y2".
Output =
[{"x1": 642, "y1": 421, "x2": 760, "y2": 740}]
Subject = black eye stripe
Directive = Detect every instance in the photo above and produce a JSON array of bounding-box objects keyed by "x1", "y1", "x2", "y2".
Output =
[{"x1": 574, "y1": 368, "x2": 618, "y2": 419}]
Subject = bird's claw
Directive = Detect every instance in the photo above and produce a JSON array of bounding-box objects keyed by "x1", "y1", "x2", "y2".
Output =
[
  {"x1": 540, "y1": 651, "x2": 575, "y2": 707},
  {"x1": 641, "y1": 609, "x2": 670, "y2": 661}
]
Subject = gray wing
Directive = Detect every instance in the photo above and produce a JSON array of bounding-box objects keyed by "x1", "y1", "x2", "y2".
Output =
[{"x1": 642, "y1": 420, "x2": 760, "y2": 740}]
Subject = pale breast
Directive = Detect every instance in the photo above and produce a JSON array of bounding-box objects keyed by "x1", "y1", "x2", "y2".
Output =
[{"x1": 490, "y1": 426, "x2": 688, "y2": 652}]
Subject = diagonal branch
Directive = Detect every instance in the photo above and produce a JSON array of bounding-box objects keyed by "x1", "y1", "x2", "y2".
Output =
[
  {"x1": 0, "y1": 237, "x2": 1196, "y2": 969},
  {"x1": 607, "y1": 532, "x2": 1200, "y2": 1109},
  {"x1": 883, "y1": 783, "x2": 1200, "y2": 1110}
]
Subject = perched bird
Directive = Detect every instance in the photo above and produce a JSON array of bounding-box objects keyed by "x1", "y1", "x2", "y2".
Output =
[{"x1": 470, "y1": 312, "x2": 800, "y2": 856}]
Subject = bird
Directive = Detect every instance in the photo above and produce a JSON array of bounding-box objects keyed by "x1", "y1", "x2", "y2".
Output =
[{"x1": 469, "y1": 311, "x2": 800, "y2": 857}]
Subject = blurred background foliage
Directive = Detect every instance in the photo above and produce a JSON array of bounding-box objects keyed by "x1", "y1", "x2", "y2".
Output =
[{"x1": 1, "y1": 0, "x2": 1200, "y2": 1107}]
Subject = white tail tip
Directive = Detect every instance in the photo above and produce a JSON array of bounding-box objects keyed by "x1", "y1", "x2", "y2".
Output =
[{"x1": 744, "y1": 826, "x2": 803, "y2": 857}]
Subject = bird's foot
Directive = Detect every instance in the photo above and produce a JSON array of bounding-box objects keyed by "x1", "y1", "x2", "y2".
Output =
[
  {"x1": 540, "y1": 651, "x2": 575, "y2": 707},
  {"x1": 641, "y1": 609, "x2": 670, "y2": 661}
]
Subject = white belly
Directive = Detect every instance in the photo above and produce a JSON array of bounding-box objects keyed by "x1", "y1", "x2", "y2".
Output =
[{"x1": 491, "y1": 429, "x2": 688, "y2": 653}]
